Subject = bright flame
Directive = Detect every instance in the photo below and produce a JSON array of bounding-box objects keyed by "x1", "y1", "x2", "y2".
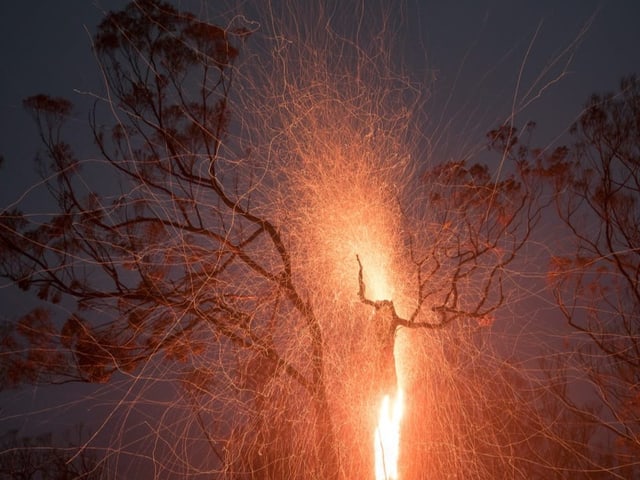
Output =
[
  {"x1": 374, "y1": 389, "x2": 404, "y2": 480},
  {"x1": 354, "y1": 242, "x2": 394, "y2": 301}
]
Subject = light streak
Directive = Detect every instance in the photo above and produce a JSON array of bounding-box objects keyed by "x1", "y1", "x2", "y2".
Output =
[{"x1": 375, "y1": 389, "x2": 404, "y2": 480}]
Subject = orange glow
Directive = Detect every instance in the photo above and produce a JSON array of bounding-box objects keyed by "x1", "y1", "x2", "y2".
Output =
[{"x1": 374, "y1": 389, "x2": 404, "y2": 480}]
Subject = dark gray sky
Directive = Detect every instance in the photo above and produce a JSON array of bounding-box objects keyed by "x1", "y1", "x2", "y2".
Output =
[
  {"x1": 412, "y1": 1, "x2": 640, "y2": 160},
  {"x1": 0, "y1": 1, "x2": 124, "y2": 207},
  {"x1": 2, "y1": 1, "x2": 639, "y2": 205}
]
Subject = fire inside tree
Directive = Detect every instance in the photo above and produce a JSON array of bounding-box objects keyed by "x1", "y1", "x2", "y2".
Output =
[{"x1": 357, "y1": 254, "x2": 401, "y2": 399}]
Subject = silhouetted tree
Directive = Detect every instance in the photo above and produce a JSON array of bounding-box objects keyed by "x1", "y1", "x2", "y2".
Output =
[
  {"x1": 0, "y1": 428, "x2": 104, "y2": 480},
  {"x1": 539, "y1": 75, "x2": 640, "y2": 477}
]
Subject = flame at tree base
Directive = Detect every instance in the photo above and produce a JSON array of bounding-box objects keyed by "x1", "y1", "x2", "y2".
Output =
[{"x1": 374, "y1": 389, "x2": 404, "y2": 480}]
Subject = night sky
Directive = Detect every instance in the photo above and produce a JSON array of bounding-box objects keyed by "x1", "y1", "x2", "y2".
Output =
[
  {"x1": 2, "y1": 1, "x2": 639, "y2": 200},
  {"x1": 1, "y1": 0, "x2": 640, "y2": 476}
]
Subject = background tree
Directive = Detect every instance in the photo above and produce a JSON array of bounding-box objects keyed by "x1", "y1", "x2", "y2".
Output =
[
  {"x1": 0, "y1": 427, "x2": 104, "y2": 480},
  {"x1": 540, "y1": 75, "x2": 640, "y2": 476}
]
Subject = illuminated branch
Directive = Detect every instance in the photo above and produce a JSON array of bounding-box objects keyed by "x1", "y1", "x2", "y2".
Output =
[{"x1": 356, "y1": 254, "x2": 462, "y2": 330}]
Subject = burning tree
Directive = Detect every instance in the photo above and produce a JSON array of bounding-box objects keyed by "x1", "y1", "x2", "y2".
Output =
[
  {"x1": 541, "y1": 75, "x2": 640, "y2": 477},
  {"x1": 0, "y1": 1, "x2": 570, "y2": 478}
]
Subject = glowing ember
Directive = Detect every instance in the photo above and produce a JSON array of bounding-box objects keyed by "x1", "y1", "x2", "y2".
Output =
[{"x1": 374, "y1": 389, "x2": 404, "y2": 480}]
